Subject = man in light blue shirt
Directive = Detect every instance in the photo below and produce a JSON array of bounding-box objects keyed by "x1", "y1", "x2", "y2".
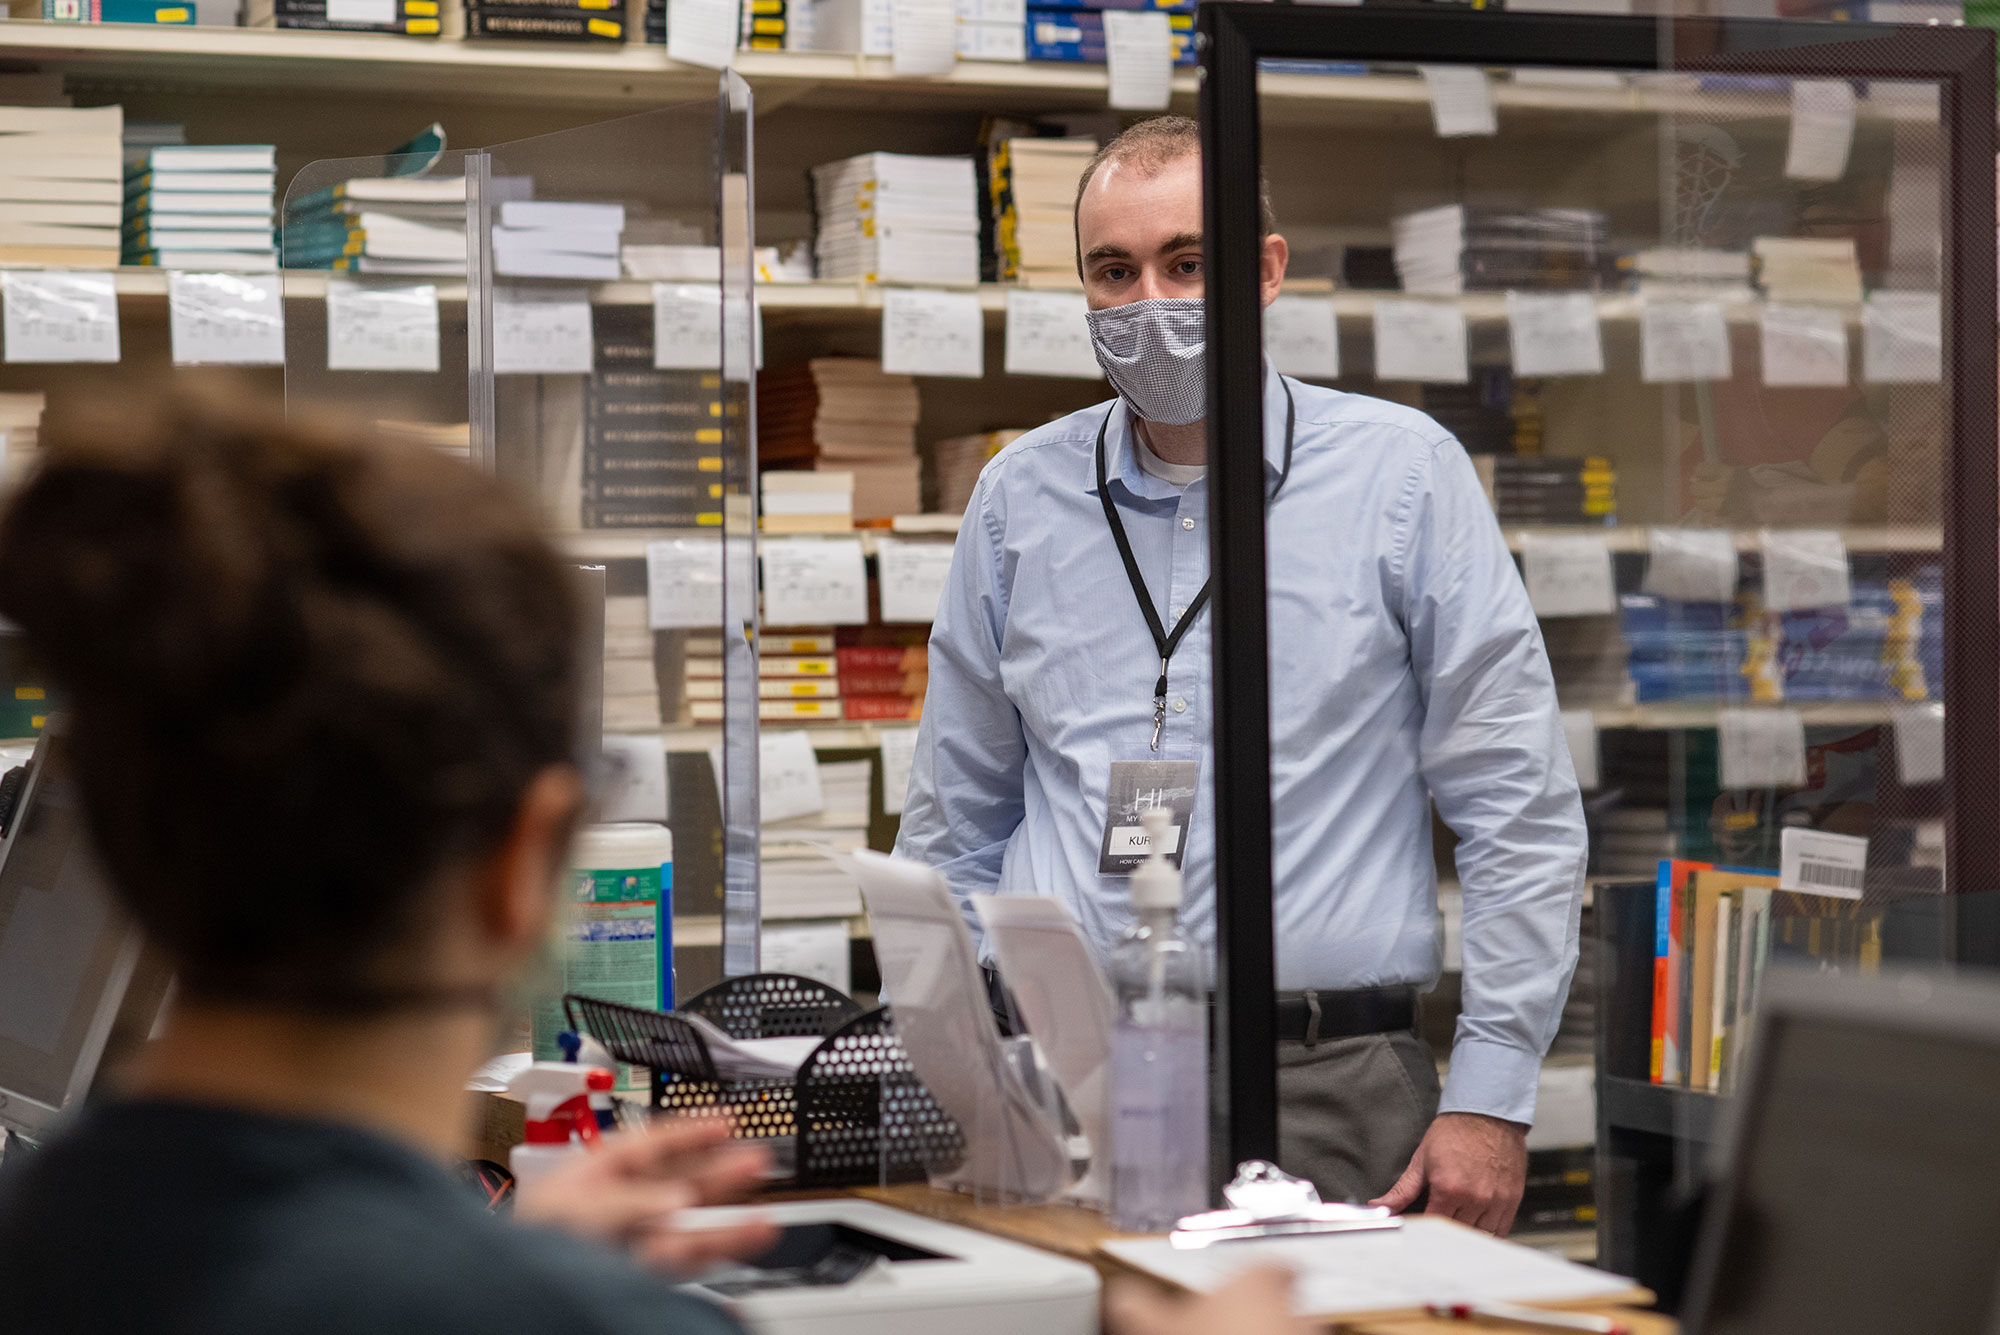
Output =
[{"x1": 893, "y1": 116, "x2": 1586, "y2": 1234}]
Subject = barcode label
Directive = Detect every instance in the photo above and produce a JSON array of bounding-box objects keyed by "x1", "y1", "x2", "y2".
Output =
[{"x1": 1795, "y1": 859, "x2": 1864, "y2": 891}]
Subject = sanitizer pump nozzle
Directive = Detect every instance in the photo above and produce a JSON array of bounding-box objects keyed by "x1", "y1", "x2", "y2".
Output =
[{"x1": 506, "y1": 1061, "x2": 608, "y2": 1189}]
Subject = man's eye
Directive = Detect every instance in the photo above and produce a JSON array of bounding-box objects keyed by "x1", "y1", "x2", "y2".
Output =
[
  {"x1": 1175, "y1": 259, "x2": 1202, "y2": 276},
  {"x1": 1102, "y1": 266, "x2": 1131, "y2": 282}
]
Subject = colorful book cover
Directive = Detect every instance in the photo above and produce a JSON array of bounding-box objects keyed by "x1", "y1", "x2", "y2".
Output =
[{"x1": 1653, "y1": 857, "x2": 1710, "y2": 1084}]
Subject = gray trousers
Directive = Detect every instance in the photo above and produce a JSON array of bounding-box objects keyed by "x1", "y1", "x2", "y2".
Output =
[{"x1": 1221, "y1": 1031, "x2": 1441, "y2": 1205}]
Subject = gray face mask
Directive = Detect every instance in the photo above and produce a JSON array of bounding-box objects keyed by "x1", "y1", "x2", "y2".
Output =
[{"x1": 1085, "y1": 297, "x2": 1206, "y2": 426}]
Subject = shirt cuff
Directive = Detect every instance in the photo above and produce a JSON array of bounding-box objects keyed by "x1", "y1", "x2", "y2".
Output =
[{"x1": 1437, "y1": 1035, "x2": 1542, "y2": 1127}]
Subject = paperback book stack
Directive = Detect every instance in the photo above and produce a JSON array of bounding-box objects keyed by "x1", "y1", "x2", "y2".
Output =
[
  {"x1": 757, "y1": 359, "x2": 922, "y2": 520},
  {"x1": 739, "y1": 0, "x2": 801, "y2": 49},
  {"x1": 603, "y1": 594, "x2": 662, "y2": 733},
  {"x1": 465, "y1": 0, "x2": 626, "y2": 41},
  {"x1": 1619, "y1": 595, "x2": 1755, "y2": 704},
  {"x1": 1026, "y1": 3, "x2": 1194, "y2": 64},
  {"x1": 493, "y1": 200, "x2": 624, "y2": 280},
  {"x1": 686, "y1": 631, "x2": 845, "y2": 726},
  {"x1": 762, "y1": 751, "x2": 869, "y2": 918},
  {"x1": 927, "y1": 428, "x2": 1022, "y2": 513},
  {"x1": 282, "y1": 174, "x2": 466, "y2": 274},
  {"x1": 989, "y1": 136, "x2": 1094, "y2": 285},
  {"x1": 762, "y1": 472, "x2": 854, "y2": 534},
  {"x1": 1470, "y1": 454, "x2": 1616, "y2": 526},
  {"x1": 837, "y1": 639, "x2": 926, "y2": 723},
  {"x1": 1778, "y1": 566, "x2": 1941, "y2": 703},
  {"x1": 0, "y1": 103, "x2": 122, "y2": 267},
  {"x1": 811, "y1": 152, "x2": 980, "y2": 286},
  {"x1": 1423, "y1": 372, "x2": 1540, "y2": 457},
  {"x1": 1624, "y1": 247, "x2": 1754, "y2": 302},
  {"x1": 578, "y1": 306, "x2": 726, "y2": 531},
  {"x1": 39, "y1": 0, "x2": 193, "y2": 23},
  {"x1": 124, "y1": 144, "x2": 277, "y2": 271},
  {"x1": 1395, "y1": 204, "x2": 1616, "y2": 293},
  {"x1": 243, "y1": 0, "x2": 449, "y2": 34}
]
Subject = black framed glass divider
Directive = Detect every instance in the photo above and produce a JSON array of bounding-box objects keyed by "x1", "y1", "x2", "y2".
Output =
[{"x1": 1196, "y1": 2, "x2": 1995, "y2": 1293}]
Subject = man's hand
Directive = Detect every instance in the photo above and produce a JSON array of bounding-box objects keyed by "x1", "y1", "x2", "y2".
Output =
[
  {"x1": 514, "y1": 1116, "x2": 779, "y2": 1273},
  {"x1": 1369, "y1": 1112, "x2": 1528, "y2": 1236},
  {"x1": 1108, "y1": 1266, "x2": 1310, "y2": 1335}
]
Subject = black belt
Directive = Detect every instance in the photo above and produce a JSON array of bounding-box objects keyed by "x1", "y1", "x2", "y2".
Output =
[{"x1": 982, "y1": 967, "x2": 1414, "y2": 1044}]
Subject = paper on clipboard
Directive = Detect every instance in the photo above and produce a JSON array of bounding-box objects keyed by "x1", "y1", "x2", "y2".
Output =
[
  {"x1": 850, "y1": 851, "x2": 1070, "y2": 1201},
  {"x1": 974, "y1": 894, "x2": 1115, "y2": 1203}
]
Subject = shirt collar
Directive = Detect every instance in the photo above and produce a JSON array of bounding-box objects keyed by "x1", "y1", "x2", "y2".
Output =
[{"x1": 1095, "y1": 361, "x2": 1290, "y2": 505}]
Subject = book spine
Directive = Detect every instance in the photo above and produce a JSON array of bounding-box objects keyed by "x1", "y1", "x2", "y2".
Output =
[
  {"x1": 580, "y1": 507, "x2": 722, "y2": 529},
  {"x1": 838, "y1": 670, "x2": 927, "y2": 697},
  {"x1": 1708, "y1": 894, "x2": 1733, "y2": 1093},
  {"x1": 842, "y1": 694, "x2": 923, "y2": 721},
  {"x1": 1650, "y1": 858, "x2": 1670, "y2": 1084},
  {"x1": 467, "y1": 8, "x2": 625, "y2": 35}
]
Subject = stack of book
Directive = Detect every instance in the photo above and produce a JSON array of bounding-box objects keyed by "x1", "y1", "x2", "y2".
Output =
[
  {"x1": 1540, "y1": 615, "x2": 1633, "y2": 709},
  {"x1": 1619, "y1": 595, "x2": 1756, "y2": 704},
  {"x1": 466, "y1": 0, "x2": 626, "y2": 41},
  {"x1": 762, "y1": 751, "x2": 869, "y2": 919},
  {"x1": 837, "y1": 640, "x2": 927, "y2": 723},
  {"x1": 243, "y1": 0, "x2": 447, "y2": 34},
  {"x1": 1027, "y1": 3, "x2": 1195, "y2": 64},
  {"x1": 810, "y1": 152, "x2": 980, "y2": 286},
  {"x1": 493, "y1": 200, "x2": 624, "y2": 280},
  {"x1": 123, "y1": 143, "x2": 277, "y2": 272},
  {"x1": 1396, "y1": 204, "x2": 1616, "y2": 294},
  {"x1": 603, "y1": 594, "x2": 663, "y2": 733},
  {"x1": 989, "y1": 136, "x2": 1094, "y2": 285},
  {"x1": 1778, "y1": 568, "x2": 1941, "y2": 703},
  {"x1": 1422, "y1": 373, "x2": 1539, "y2": 456},
  {"x1": 928, "y1": 428, "x2": 1021, "y2": 513},
  {"x1": 0, "y1": 393, "x2": 44, "y2": 496},
  {"x1": 1624, "y1": 247, "x2": 1754, "y2": 302},
  {"x1": 282, "y1": 174, "x2": 466, "y2": 274},
  {"x1": 39, "y1": 0, "x2": 193, "y2": 23},
  {"x1": 739, "y1": 0, "x2": 801, "y2": 49},
  {"x1": 758, "y1": 359, "x2": 922, "y2": 520},
  {"x1": 0, "y1": 103, "x2": 122, "y2": 267},
  {"x1": 1515, "y1": 1148, "x2": 1595, "y2": 1234},
  {"x1": 1470, "y1": 454, "x2": 1615, "y2": 526},
  {"x1": 686, "y1": 633, "x2": 845, "y2": 725},
  {"x1": 762, "y1": 472, "x2": 854, "y2": 534},
  {"x1": 642, "y1": 0, "x2": 662, "y2": 40},
  {"x1": 578, "y1": 307, "x2": 725, "y2": 532}
]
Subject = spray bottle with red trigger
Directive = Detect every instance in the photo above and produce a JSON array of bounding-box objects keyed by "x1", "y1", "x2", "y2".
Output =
[{"x1": 506, "y1": 1061, "x2": 609, "y2": 1191}]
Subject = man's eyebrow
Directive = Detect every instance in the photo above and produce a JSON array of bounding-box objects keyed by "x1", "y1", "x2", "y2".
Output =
[
  {"x1": 1083, "y1": 242, "x2": 1134, "y2": 265},
  {"x1": 1160, "y1": 231, "x2": 1203, "y2": 254}
]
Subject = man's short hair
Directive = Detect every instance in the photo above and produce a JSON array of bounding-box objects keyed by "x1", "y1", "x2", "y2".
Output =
[{"x1": 1071, "y1": 114, "x2": 1277, "y2": 239}]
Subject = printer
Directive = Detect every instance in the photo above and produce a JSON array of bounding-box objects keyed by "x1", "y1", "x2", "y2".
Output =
[{"x1": 674, "y1": 1199, "x2": 1101, "y2": 1335}]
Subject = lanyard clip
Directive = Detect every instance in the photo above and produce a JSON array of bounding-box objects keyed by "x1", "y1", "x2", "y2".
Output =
[{"x1": 1150, "y1": 657, "x2": 1168, "y2": 753}]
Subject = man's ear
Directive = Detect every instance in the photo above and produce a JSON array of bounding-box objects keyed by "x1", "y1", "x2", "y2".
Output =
[
  {"x1": 470, "y1": 765, "x2": 586, "y2": 955},
  {"x1": 1259, "y1": 232, "x2": 1290, "y2": 309}
]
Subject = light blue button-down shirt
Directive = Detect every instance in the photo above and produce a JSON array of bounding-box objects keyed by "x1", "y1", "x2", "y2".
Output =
[{"x1": 893, "y1": 365, "x2": 1587, "y2": 1125}]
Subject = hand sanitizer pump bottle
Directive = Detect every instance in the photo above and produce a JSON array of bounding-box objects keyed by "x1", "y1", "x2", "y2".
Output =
[{"x1": 1108, "y1": 806, "x2": 1209, "y2": 1232}]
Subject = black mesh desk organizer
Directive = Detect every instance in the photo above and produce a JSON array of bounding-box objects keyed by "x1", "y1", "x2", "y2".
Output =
[{"x1": 564, "y1": 973, "x2": 964, "y2": 1187}]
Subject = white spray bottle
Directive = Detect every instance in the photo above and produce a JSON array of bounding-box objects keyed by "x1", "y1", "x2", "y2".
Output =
[{"x1": 507, "y1": 1061, "x2": 607, "y2": 1191}]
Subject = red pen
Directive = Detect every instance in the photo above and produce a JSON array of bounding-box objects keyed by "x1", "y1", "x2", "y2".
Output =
[{"x1": 1424, "y1": 1301, "x2": 1632, "y2": 1335}]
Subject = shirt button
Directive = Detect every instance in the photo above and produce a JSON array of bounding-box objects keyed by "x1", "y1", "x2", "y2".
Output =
[
  {"x1": 1181, "y1": 517, "x2": 1196, "y2": 531},
  {"x1": 1173, "y1": 698, "x2": 1189, "y2": 714},
  {"x1": 1170, "y1": 606, "x2": 1184, "y2": 619}
]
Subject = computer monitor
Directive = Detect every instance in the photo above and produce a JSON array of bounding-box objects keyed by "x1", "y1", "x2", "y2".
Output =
[
  {"x1": 0, "y1": 722, "x2": 171, "y2": 1144},
  {"x1": 1681, "y1": 966, "x2": 2000, "y2": 1335}
]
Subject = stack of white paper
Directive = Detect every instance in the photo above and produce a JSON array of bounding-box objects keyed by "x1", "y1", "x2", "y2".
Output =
[
  {"x1": 1001, "y1": 138, "x2": 1096, "y2": 285},
  {"x1": 493, "y1": 200, "x2": 626, "y2": 281},
  {"x1": 1392, "y1": 204, "x2": 1465, "y2": 296},
  {"x1": 811, "y1": 152, "x2": 980, "y2": 286},
  {"x1": 680, "y1": 1012, "x2": 825, "y2": 1080},
  {"x1": 763, "y1": 758, "x2": 871, "y2": 918}
]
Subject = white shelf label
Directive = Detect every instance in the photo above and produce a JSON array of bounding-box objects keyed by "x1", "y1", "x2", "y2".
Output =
[
  {"x1": 1779, "y1": 827, "x2": 1867, "y2": 899},
  {"x1": 326, "y1": 0, "x2": 393, "y2": 20},
  {"x1": 762, "y1": 536, "x2": 869, "y2": 627},
  {"x1": 1520, "y1": 532, "x2": 1616, "y2": 619},
  {"x1": 1862, "y1": 290, "x2": 1942, "y2": 384},
  {"x1": 760, "y1": 729, "x2": 826, "y2": 824},
  {"x1": 876, "y1": 536, "x2": 956, "y2": 624},
  {"x1": 668, "y1": 0, "x2": 740, "y2": 69},
  {"x1": 878, "y1": 723, "x2": 921, "y2": 816},
  {"x1": 761, "y1": 920, "x2": 851, "y2": 993},
  {"x1": 1640, "y1": 300, "x2": 1730, "y2": 383},
  {"x1": 1643, "y1": 527, "x2": 1739, "y2": 605},
  {"x1": 1372, "y1": 299, "x2": 1468, "y2": 384},
  {"x1": 168, "y1": 271, "x2": 284, "y2": 367},
  {"x1": 493, "y1": 285, "x2": 593, "y2": 375},
  {"x1": 1759, "y1": 303, "x2": 1848, "y2": 388},
  {"x1": 1892, "y1": 701, "x2": 1945, "y2": 786},
  {"x1": 1785, "y1": 80, "x2": 1856, "y2": 183},
  {"x1": 2, "y1": 270, "x2": 118, "y2": 364},
  {"x1": 1419, "y1": 65, "x2": 1497, "y2": 137},
  {"x1": 1718, "y1": 708, "x2": 1807, "y2": 789},
  {"x1": 646, "y1": 537, "x2": 725, "y2": 630},
  {"x1": 1759, "y1": 528, "x2": 1850, "y2": 612},
  {"x1": 882, "y1": 287, "x2": 983, "y2": 378},
  {"x1": 326, "y1": 281, "x2": 440, "y2": 373},
  {"x1": 1505, "y1": 291, "x2": 1602, "y2": 378},
  {"x1": 1560, "y1": 709, "x2": 1599, "y2": 791},
  {"x1": 891, "y1": 0, "x2": 955, "y2": 76},
  {"x1": 1104, "y1": 9, "x2": 1172, "y2": 112},
  {"x1": 1264, "y1": 295, "x2": 1340, "y2": 380},
  {"x1": 1003, "y1": 289, "x2": 1097, "y2": 379}
]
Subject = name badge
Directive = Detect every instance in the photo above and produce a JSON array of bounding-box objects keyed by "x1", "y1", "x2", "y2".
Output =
[{"x1": 1099, "y1": 759, "x2": 1198, "y2": 874}]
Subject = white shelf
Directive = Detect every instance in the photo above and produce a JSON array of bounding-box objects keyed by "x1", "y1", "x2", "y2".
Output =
[
  {"x1": 1587, "y1": 699, "x2": 1900, "y2": 730},
  {"x1": 1502, "y1": 524, "x2": 1942, "y2": 555}
]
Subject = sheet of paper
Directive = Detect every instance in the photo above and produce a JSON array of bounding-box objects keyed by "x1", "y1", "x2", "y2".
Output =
[
  {"x1": 1559, "y1": 710, "x2": 1599, "y2": 790},
  {"x1": 761, "y1": 920, "x2": 852, "y2": 994},
  {"x1": 1862, "y1": 290, "x2": 1942, "y2": 383},
  {"x1": 760, "y1": 729, "x2": 825, "y2": 824},
  {"x1": 1100, "y1": 1217, "x2": 1637, "y2": 1320},
  {"x1": 1892, "y1": 701, "x2": 1945, "y2": 785},
  {"x1": 1759, "y1": 528, "x2": 1850, "y2": 611},
  {"x1": 849, "y1": 849, "x2": 1070, "y2": 1200},
  {"x1": 326, "y1": 281, "x2": 440, "y2": 373},
  {"x1": 974, "y1": 894, "x2": 1116, "y2": 1203},
  {"x1": 1520, "y1": 532, "x2": 1616, "y2": 619},
  {"x1": 878, "y1": 724, "x2": 921, "y2": 816},
  {"x1": 875, "y1": 536, "x2": 956, "y2": 624},
  {"x1": 2, "y1": 270, "x2": 119, "y2": 365},
  {"x1": 668, "y1": 0, "x2": 740, "y2": 69},
  {"x1": 1786, "y1": 79, "x2": 1857, "y2": 182},
  {"x1": 599, "y1": 733, "x2": 670, "y2": 824},
  {"x1": 1779, "y1": 827, "x2": 1867, "y2": 899},
  {"x1": 1759, "y1": 303, "x2": 1848, "y2": 388},
  {"x1": 1003, "y1": 289, "x2": 1098, "y2": 378},
  {"x1": 1372, "y1": 299, "x2": 1468, "y2": 383},
  {"x1": 646, "y1": 537, "x2": 725, "y2": 630},
  {"x1": 1505, "y1": 290, "x2": 1602, "y2": 377},
  {"x1": 681, "y1": 1011, "x2": 824, "y2": 1080},
  {"x1": 1644, "y1": 527, "x2": 1739, "y2": 604},
  {"x1": 1419, "y1": 65, "x2": 1497, "y2": 137},
  {"x1": 1718, "y1": 708, "x2": 1808, "y2": 789},
  {"x1": 1264, "y1": 295, "x2": 1340, "y2": 380},
  {"x1": 493, "y1": 285, "x2": 593, "y2": 375},
  {"x1": 168, "y1": 271, "x2": 285, "y2": 367},
  {"x1": 891, "y1": 0, "x2": 956, "y2": 76},
  {"x1": 654, "y1": 283, "x2": 722, "y2": 370},
  {"x1": 882, "y1": 287, "x2": 984, "y2": 378},
  {"x1": 326, "y1": 0, "x2": 393, "y2": 19},
  {"x1": 761, "y1": 536, "x2": 869, "y2": 627},
  {"x1": 1104, "y1": 10, "x2": 1173, "y2": 112},
  {"x1": 1640, "y1": 300, "x2": 1730, "y2": 382}
]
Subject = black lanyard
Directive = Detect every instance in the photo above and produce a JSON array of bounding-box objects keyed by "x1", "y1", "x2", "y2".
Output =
[{"x1": 1094, "y1": 379, "x2": 1296, "y2": 750}]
